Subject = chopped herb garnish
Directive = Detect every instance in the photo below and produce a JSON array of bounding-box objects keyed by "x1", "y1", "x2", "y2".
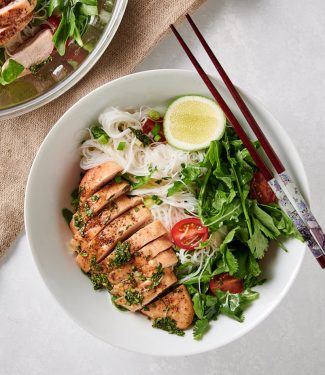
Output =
[
  {"x1": 134, "y1": 207, "x2": 140, "y2": 213},
  {"x1": 90, "y1": 255, "x2": 102, "y2": 272},
  {"x1": 62, "y1": 208, "x2": 73, "y2": 225},
  {"x1": 30, "y1": 56, "x2": 53, "y2": 75},
  {"x1": 147, "y1": 263, "x2": 164, "y2": 289},
  {"x1": 111, "y1": 295, "x2": 127, "y2": 311},
  {"x1": 109, "y1": 201, "x2": 118, "y2": 211},
  {"x1": 90, "y1": 273, "x2": 112, "y2": 290},
  {"x1": 91, "y1": 126, "x2": 109, "y2": 144},
  {"x1": 127, "y1": 273, "x2": 138, "y2": 288},
  {"x1": 152, "y1": 317, "x2": 184, "y2": 336},
  {"x1": 142, "y1": 305, "x2": 149, "y2": 311},
  {"x1": 109, "y1": 242, "x2": 132, "y2": 267},
  {"x1": 83, "y1": 202, "x2": 94, "y2": 218},
  {"x1": 154, "y1": 134, "x2": 161, "y2": 142},
  {"x1": 70, "y1": 187, "x2": 80, "y2": 211},
  {"x1": 117, "y1": 141, "x2": 126, "y2": 151},
  {"x1": 91, "y1": 194, "x2": 100, "y2": 202},
  {"x1": 151, "y1": 195, "x2": 163, "y2": 205},
  {"x1": 80, "y1": 251, "x2": 88, "y2": 257},
  {"x1": 73, "y1": 213, "x2": 85, "y2": 235},
  {"x1": 130, "y1": 127, "x2": 152, "y2": 146},
  {"x1": 114, "y1": 175, "x2": 122, "y2": 183},
  {"x1": 148, "y1": 110, "x2": 161, "y2": 121},
  {"x1": 124, "y1": 288, "x2": 144, "y2": 305}
]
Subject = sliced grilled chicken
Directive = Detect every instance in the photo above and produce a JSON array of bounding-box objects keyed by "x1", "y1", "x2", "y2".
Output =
[
  {"x1": 70, "y1": 181, "x2": 130, "y2": 238},
  {"x1": 0, "y1": 11, "x2": 32, "y2": 46},
  {"x1": 79, "y1": 195, "x2": 142, "y2": 242},
  {"x1": 108, "y1": 247, "x2": 177, "y2": 285},
  {"x1": 138, "y1": 236, "x2": 173, "y2": 258},
  {"x1": 79, "y1": 161, "x2": 123, "y2": 203},
  {"x1": 0, "y1": 0, "x2": 37, "y2": 28},
  {"x1": 141, "y1": 285, "x2": 194, "y2": 329},
  {"x1": 76, "y1": 204, "x2": 152, "y2": 271},
  {"x1": 114, "y1": 267, "x2": 177, "y2": 312},
  {"x1": 104, "y1": 220, "x2": 169, "y2": 267},
  {"x1": 2, "y1": 29, "x2": 54, "y2": 73}
]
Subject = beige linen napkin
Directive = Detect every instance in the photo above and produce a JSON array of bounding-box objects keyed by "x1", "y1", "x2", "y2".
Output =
[{"x1": 0, "y1": 0, "x2": 205, "y2": 259}]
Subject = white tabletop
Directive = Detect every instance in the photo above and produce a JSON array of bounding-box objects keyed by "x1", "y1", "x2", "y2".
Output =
[{"x1": 1, "y1": 0, "x2": 325, "y2": 374}]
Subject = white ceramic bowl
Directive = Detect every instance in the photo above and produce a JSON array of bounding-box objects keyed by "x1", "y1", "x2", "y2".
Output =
[{"x1": 25, "y1": 69, "x2": 307, "y2": 356}]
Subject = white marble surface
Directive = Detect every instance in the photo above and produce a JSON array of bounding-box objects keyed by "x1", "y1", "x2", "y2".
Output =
[{"x1": 1, "y1": 0, "x2": 325, "y2": 373}]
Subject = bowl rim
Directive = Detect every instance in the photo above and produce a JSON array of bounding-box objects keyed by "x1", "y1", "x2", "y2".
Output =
[
  {"x1": 0, "y1": 0, "x2": 128, "y2": 120},
  {"x1": 25, "y1": 68, "x2": 308, "y2": 356}
]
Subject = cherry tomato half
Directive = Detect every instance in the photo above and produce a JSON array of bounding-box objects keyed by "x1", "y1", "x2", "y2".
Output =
[
  {"x1": 210, "y1": 273, "x2": 244, "y2": 294},
  {"x1": 250, "y1": 171, "x2": 277, "y2": 204},
  {"x1": 142, "y1": 118, "x2": 166, "y2": 142},
  {"x1": 171, "y1": 218, "x2": 208, "y2": 250}
]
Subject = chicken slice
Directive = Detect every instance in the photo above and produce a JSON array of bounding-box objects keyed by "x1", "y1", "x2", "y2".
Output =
[
  {"x1": 0, "y1": 0, "x2": 37, "y2": 28},
  {"x1": 2, "y1": 29, "x2": 54, "y2": 73},
  {"x1": 70, "y1": 181, "x2": 130, "y2": 238},
  {"x1": 104, "y1": 220, "x2": 169, "y2": 271},
  {"x1": 79, "y1": 161, "x2": 123, "y2": 203},
  {"x1": 141, "y1": 285, "x2": 194, "y2": 330},
  {"x1": 138, "y1": 236, "x2": 173, "y2": 258},
  {"x1": 108, "y1": 246, "x2": 177, "y2": 285},
  {"x1": 114, "y1": 267, "x2": 177, "y2": 312},
  {"x1": 0, "y1": 11, "x2": 32, "y2": 46},
  {"x1": 76, "y1": 204, "x2": 152, "y2": 271},
  {"x1": 79, "y1": 195, "x2": 142, "y2": 242}
]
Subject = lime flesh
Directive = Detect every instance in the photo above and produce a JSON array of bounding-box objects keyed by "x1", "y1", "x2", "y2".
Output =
[{"x1": 164, "y1": 96, "x2": 226, "y2": 151}]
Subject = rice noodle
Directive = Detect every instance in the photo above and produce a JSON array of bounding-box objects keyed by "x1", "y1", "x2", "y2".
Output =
[
  {"x1": 177, "y1": 228, "x2": 228, "y2": 289},
  {"x1": 79, "y1": 106, "x2": 205, "y2": 236}
]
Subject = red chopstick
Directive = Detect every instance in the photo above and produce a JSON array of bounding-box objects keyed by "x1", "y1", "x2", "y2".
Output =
[
  {"x1": 170, "y1": 21, "x2": 325, "y2": 268},
  {"x1": 170, "y1": 24, "x2": 273, "y2": 181},
  {"x1": 185, "y1": 14, "x2": 285, "y2": 174},
  {"x1": 184, "y1": 13, "x2": 325, "y2": 264}
]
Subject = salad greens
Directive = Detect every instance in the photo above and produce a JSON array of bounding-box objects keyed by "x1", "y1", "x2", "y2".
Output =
[
  {"x1": 169, "y1": 125, "x2": 301, "y2": 339},
  {"x1": 40, "y1": 0, "x2": 99, "y2": 55}
]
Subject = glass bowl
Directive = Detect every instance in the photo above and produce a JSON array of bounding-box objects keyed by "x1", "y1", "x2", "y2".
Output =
[{"x1": 0, "y1": 0, "x2": 128, "y2": 120}]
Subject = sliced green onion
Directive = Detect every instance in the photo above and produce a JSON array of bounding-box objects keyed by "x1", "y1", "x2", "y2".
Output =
[
  {"x1": 154, "y1": 135, "x2": 161, "y2": 142},
  {"x1": 117, "y1": 142, "x2": 126, "y2": 151},
  {"x1": 148, "y1": 110, "x2": 161, "y2": 121}
]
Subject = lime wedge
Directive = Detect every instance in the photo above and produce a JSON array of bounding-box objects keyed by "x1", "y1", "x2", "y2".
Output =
[{"x1": 163, "y1": 95, "x2": 226, "y2": 151}]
